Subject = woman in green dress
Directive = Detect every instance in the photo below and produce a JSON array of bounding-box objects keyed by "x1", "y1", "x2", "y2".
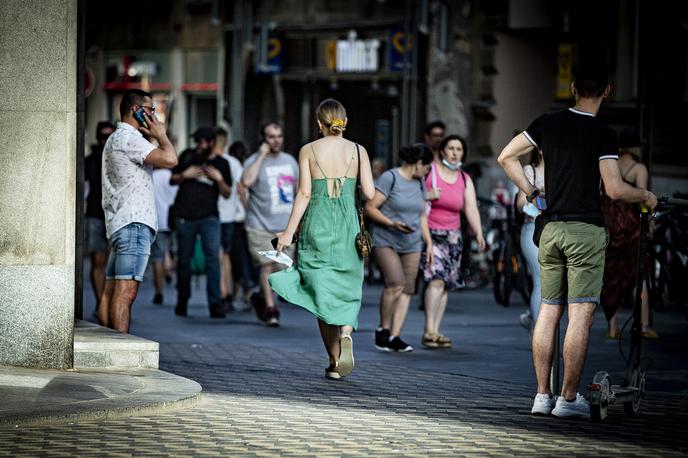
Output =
[{"x1": 270, "y1": 99, "x2": 375, "y2": 379}]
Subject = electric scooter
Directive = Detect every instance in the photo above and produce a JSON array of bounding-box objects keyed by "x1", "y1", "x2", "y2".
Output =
[{"x1": 588, "y1": 197, "x2": 688, "y2": 421}]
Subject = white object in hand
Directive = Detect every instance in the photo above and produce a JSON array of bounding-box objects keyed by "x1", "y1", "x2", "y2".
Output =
[
  {"x1": 257, "y1": 250, "x2": 293, "y2": 267},
  {"x1": 523, "y1": 202, "x2": 540, "y2": 218}
]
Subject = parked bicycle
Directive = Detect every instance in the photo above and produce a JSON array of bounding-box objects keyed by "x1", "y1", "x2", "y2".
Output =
[
  {"x1": 479, "y1": 196, "x2": 530, "y2": 307},
  {"x1": 648, "y1": 193, "x2": 688, "y2": 314}
]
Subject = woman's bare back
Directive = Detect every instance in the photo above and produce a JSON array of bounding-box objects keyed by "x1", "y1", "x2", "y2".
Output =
[{"x1": 307, "y1": 137, "x2": 359, "y2": 180}]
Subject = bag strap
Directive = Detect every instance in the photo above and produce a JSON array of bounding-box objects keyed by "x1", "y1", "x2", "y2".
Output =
[
  {"x1": 355, "y1": 144, "x2": 364, "y2": 221},
  {"x1": 431, "y1": 162, "x2": 437, "y2": 188}
]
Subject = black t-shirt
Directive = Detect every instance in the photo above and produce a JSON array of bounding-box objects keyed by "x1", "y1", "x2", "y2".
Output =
[
  {"x1": 172, "y1": 149, "x2": 232, "y2": 220},
  {"x1": 524, "y1": 108, "x2": 618, "y2": 224},
  {"x1": 84, "y1": 145, "x2": 104, "y2": 220}
]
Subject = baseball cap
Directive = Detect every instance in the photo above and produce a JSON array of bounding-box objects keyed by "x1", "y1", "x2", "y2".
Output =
[{"x1": 192, "y1": 126, "x2": 215, "y2": 142}]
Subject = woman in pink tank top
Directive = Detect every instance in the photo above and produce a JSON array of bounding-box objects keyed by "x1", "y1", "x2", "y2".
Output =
[{"x1": 421, "y1": 135, "x2": 486, "y2": 349}]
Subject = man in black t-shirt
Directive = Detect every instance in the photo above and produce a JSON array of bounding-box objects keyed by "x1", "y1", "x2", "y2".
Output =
[
  {"x1": 499, "y1": 63, "x2": 657, "y2": 419},
  {"x1": 84, "y1": 121, "x2": 114, "y2": 314},
  {"x1": 171, "y1": 127, "x2": 232, "y2": 318}
]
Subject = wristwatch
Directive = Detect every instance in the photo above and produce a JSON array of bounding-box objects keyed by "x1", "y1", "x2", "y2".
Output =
[{"x1": 526, "y1": 189, "x2": 540, "y2": 203}]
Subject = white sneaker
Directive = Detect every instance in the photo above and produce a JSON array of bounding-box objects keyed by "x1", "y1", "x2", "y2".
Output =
[
  {"x1": 552, "y1": 393, "x2": 591, "y2": 418},
  {"x1": 531, "y1": 393, "x2": 556, "y2": 415}
]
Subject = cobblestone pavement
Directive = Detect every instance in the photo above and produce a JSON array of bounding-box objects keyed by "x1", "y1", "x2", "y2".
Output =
[
  {"x1": 1, "y1": 340, "x2": 687, "y2": 457},
  {"x1": 1, "y1": 269, "x2": 686, "y2": 456}
]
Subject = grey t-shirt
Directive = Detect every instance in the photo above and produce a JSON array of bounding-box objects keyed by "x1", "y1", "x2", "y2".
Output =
[
  {"x1": 372, "y1": 168, "x2": 426, "y2": 253},
  {"x1": 244, "y1": 151, "x2": 299, "y2": 233}
]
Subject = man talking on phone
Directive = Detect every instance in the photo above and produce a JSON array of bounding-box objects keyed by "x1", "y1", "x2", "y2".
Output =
[
  {"x1": 241, "y1": 122, "x2": 298, "y2": 327},
  {"x1": 100, "y1": 89, "x2": 178, "y2": 333}
]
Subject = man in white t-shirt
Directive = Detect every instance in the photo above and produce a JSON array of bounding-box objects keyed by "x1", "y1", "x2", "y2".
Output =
[
  {"x1": 150, "y1": 167, "x2": 178, "y2": 305},
  {"x1": 215, "y1": 128, "x2": 245, "y2": 310},
  {"x1": 100, "y1": 89, "x2": 178, "y2": 333}
]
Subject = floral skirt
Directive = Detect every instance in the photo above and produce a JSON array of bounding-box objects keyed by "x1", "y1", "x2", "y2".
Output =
[{"x1": 421, "y1": 229, "x2": 464, "y2": 291}]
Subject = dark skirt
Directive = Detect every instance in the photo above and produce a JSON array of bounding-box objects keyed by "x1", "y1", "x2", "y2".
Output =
[{"x1": 421, "y1": 229, "x2": 465, "y2": 291}]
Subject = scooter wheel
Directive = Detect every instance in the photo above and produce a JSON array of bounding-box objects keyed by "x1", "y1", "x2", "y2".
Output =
[
  {"x1": 623, "y1": 370, "x2": 645, "y2": 416},
  {"x1": 590, "y1": 371, "x2": 611, "y2": 422}
]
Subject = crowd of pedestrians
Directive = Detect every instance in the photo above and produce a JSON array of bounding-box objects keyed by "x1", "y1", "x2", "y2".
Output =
[{"x1": 88, "y1": 61, "x2": 664, "y2": 419}]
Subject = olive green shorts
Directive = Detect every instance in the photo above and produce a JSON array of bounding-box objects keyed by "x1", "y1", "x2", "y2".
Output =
[{"x1": 538, "y1": 221, "x2": 608, "y2": 305}]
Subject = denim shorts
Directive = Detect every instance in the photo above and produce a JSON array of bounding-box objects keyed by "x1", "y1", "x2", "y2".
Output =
[
  {"x1": 106, "y1": 223, "x2": 156, "y2": 282},
  {"x1": 85, "y1": 217, "x2": 108, "y2": 254}
]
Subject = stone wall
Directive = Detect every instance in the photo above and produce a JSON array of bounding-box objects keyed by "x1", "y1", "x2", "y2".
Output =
[{"x1": 0, "y1": 0, "x2": 76, "y2": 369}]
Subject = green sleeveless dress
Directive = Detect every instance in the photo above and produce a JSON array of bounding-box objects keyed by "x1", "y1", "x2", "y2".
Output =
[{"x1": 269, "y1": 149, "x2": 363, "y2": 329}]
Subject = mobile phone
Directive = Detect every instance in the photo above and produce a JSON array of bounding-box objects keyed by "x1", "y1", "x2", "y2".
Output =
[
  {"x1": 271, "y1": 235, "x2": 295, "y2": 249},
  {"x1": 133, "y1": 108, "x2": 148, "y2": 128},
  {"x1": 535, "y1": 195, "x2": 547, "y2": 211}
]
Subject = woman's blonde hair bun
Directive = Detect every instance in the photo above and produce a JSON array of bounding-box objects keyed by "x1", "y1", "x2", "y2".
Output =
[{"x1": 317, "y1": 98, "x2": 347, "y2": 135}]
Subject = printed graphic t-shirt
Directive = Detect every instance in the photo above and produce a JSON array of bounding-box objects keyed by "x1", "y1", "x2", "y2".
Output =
[{"x1": 244, "y1": 151, "x2": 299, "y2": 233}]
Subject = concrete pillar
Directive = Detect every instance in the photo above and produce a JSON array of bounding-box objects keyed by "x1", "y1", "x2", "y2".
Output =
[{"x1": 0, "y1": 0, "x2": 77, "y2": 369}]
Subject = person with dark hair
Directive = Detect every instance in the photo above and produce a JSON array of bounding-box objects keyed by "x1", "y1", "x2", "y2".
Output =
[
  {"x1": 269, "y1": 98, "x2": 375, "y2": 379},
  {"x1": 421, "y1": 135, "x2": 485, "y2": 349},
  {"x1": 499, "y1": 62, "x2": 657, "y2": 418},
  {"x1": 515, "y1": 148, "x2": 545, "y2": 330},
  {"x1": 100, "y1": 89, "x2": 178, "y2": 333},
  {"x1": 241, "y1": 122, "x2": 298, "y2": 326},
  {"x1": 215, "y1": 130, "x2": 250, "y2": 311},
  {"x1": 170, "y1": 127, "x2": 232, "y2": 318},
  {"x1": 601, "y1": 129, "x2": 657, "y2": 339},
  {"x1": 85, "y1": 121, "x2": 115, "y2": 315},
  {"x1": 365, "y1": 144, "x2": 434, "y2": 352},
  {"x1": 424, "y1": 120, "x2": 446, "y2": 161},
  {"x1": 225, "y1": 140, "x2": 258, "y2": 311}
]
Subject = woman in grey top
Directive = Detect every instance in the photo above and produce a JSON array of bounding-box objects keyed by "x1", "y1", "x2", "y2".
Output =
[{"x1": 365, "y1": 145, "x2": 434, "y2": 352}]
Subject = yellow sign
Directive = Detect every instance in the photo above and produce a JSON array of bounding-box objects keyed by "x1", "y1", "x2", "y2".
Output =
[
  {"x1": 391, "y1": 31, "x2": 413, "y2": 53},
  {"x1": 267, "y1": 38, "x2": 282, "y2": 60},
  {"x1": 556, "y1": 43, "x2": 575, "y2": 100}
]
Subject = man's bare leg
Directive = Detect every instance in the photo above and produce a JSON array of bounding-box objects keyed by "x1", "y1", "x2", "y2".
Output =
[
  {"x1": 153, "y1": 261, "x2": 164, "y2": 297},
  {"x1": 260, "y1": 265, "x2": 277, "y2": 308},
  {"x1": 109, "y1": 279, "x2": 140, "y2": 333},
  {"x1": 532, "y1": 302, "x2": 564, "y2": 395},
  {"x1": 560, "y1": 302, "x2": 596, "y2": 400},
  {"x1": 91, "y1": 251, "x2": 108, "y2": 308},
  {"x1": 99, "y1": 279, "x2": 115, "y2": 327}
]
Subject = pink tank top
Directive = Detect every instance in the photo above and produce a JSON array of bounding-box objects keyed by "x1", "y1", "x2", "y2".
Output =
[{"x1": 425, "y1": 163, "x2": 466, "y2": 230}]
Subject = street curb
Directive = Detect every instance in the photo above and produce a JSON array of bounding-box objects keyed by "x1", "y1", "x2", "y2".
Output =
[{"x1": 0, "y1": 369, "x2": 202, "y2": 427}]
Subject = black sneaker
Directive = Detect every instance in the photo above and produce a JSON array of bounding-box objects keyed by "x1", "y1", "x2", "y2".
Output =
[
  {"x1": 388, "y1": 336, "x2": 413, "y2": 352},
  {"x1": 222, "y1": 295, "x2": 234, "y2": 313},
  {"x1": 174, "y1": 303, "x2": 187, "y2": 316},
  {"x1": 153, "y1": 293, "x2": 163, "y2": 305},
  {"x1": 250, "y1": 293, "x2": 267, "y2": 322},
  {"x1": 374, "y1": 328, "x2": 391, "y2": 351},
  {"x1": 265, "y1": 307, "x2": 280, "y2": 327}
]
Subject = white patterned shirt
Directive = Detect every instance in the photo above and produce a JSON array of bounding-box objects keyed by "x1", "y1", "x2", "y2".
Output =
[{"x1": 102, "y1": 122, "x2": 157, "y2": 238}]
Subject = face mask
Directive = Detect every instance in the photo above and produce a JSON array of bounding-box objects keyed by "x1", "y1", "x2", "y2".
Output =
[{"x1": 442, "y1": 159, "x2": 462, "y2": 171}]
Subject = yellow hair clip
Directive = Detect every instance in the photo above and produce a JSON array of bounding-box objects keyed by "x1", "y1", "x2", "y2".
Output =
[{"x1": 330, "y1": 119, "x2": 345, "y2": 128}]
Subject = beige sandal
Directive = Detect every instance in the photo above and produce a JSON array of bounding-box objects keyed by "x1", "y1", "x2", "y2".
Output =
[
  {"x1": 325, "y1": 363, "x2": 341, "y2": 380},
  {"x1": 338, "y1": 335, "x2": 354, "y2": 377},
  {"x1": 422, "y1": 333, "x2": 440, "y2": 348},
  {"x1": 436, "y1": 334, "x2": 452, "y2": 348}
]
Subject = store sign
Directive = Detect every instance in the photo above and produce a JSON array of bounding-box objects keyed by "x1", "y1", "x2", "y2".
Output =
[
  {"x1": 556, "y1": 43, "x2": 575, "y2": 100},
  {"x1": 255, "y1": 30, "x2": 283, "y2": 74},
  {"x1": 123, "y1": 61, "x2": 158, "y2": 78},
  {"x1": 336, "y1": 30, "x2": 380, "y2": 72},
  {"x1": 388, "y1": 26, "x2": 413, "y2": 72}
]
